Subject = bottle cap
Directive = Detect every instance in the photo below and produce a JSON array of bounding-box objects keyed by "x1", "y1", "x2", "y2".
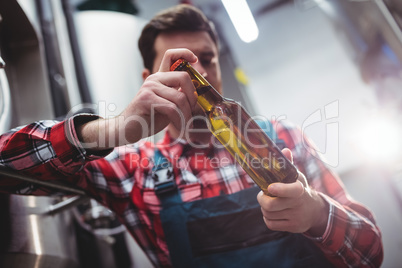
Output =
[{"x1": 170, "y1": 59, "x2": 184, "y2": 71}]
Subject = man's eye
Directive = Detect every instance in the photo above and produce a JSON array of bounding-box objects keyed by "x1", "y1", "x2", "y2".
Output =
[{"x1": 201, "y1": 58, "x2": 213, "y2": 66}]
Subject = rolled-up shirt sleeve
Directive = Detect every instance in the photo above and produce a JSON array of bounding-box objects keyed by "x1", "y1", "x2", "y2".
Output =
[{"x1": 0, "y1": 114, "x2": 113, "y2": 197}]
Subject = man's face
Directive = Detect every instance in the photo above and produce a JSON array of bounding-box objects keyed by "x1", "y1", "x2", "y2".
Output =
[
  {"x1": 150, "y1": 30, "x2": 222, "y2": 143},
  {"x1": 152, "y1": 31, "x2": 222, "y2": 92}
]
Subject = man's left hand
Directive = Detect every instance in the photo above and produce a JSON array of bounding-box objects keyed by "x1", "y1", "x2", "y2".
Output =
[{"x1": 257, "y1": 148, "x2": 329, "y2": 237}]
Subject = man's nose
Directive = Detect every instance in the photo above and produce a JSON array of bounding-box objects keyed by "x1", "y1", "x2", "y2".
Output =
[{"x1": 192, "y1": 62, "x2": 207, "y2": 77}]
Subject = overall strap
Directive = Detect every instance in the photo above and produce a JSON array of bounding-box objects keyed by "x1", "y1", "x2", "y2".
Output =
[
  {"x1": 152, "y1": 148, "x2": 182, "y2": 207},
  {"x1": 255, "y1": 119, "x2": 286, "y2": 149}
]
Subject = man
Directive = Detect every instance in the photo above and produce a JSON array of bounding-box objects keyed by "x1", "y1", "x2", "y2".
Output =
[{"x1": 0, "y1": 4, "x2": 383, "y2": 267}]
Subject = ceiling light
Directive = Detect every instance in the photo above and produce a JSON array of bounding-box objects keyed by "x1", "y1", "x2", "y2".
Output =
[{"x1": 221, "y1": 0, "x2": 259, "y2": 43}]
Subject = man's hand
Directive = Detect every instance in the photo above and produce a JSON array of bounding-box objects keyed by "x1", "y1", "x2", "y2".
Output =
[
  {"x1": 257, "y1": 148, "x2": 329, "y2": 237},
  {"x1": 120, "y1": 49, "x2": 198, "y2": 141},
  {"x1": 77, "y1": 49, "x2": 199, "y2": 149}
]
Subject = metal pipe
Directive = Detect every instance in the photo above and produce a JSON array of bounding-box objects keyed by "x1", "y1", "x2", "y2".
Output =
[
  {"x1": 0, "y1": 165, "x2": 87, "y2": 196},
  {"x1": 47, "y1": 195, "x2": 90, "y2": 215}
]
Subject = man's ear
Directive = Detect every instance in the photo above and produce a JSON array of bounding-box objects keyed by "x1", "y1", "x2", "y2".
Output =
[{"x1": 142, "y1": 68, "x2": 151, "y2": 81}]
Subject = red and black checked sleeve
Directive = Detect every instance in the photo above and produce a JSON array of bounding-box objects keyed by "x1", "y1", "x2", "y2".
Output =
[{"x1": 0, "y1": 115, "x2": 116, "y2": 198}]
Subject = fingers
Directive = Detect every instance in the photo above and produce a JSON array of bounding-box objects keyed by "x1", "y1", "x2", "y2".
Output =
[
  {"x1": 125, "y1": 49, "x2": 199, "y2": 135},
  {"x1": 257, "y1": 190, "x2": 296, "y2": 212},
  {"x1": 257, "y1": 191, "x2": 292, "y2": 231},
  {"x1": 151, "y1": 91, "x2": 191, "y2": 131},
  {"x1": 153, "y1": 48, "x2": 199, "y2": 122},
  {"x1": 152, "y1": 71, "x2": 198, "y2": 109},
  {"x1": 137, "y1": 71, "x2": 198, "y2": 130},
  {"x1": 274, "y1": 148, "x2": 309, "y2": 196},
  {"x1": 267, "y1": 179, "x2": 304, "y2": 198},
  {"x1": 158, "y1": 48, "x2": 198, "y2": 72},
  {"x1": 258, "y1": 191, "x2": 283, "y2": 212},
  {"x1": 281, "y1": 148, "x2": 293, "y2": 163},
  {"x1": 150, "y1": 97, "x2": 185, "y2": 131},
  {"x1": 262, "y1": 217, "x2": 294, "y2": 232},
  {"x1": 257, "y1": 189, "x2": 302, "y2": 232}
]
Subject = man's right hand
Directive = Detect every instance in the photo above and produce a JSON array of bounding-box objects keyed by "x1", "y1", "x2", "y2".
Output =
[{"x1": 77, "y1": 49, "x2": 199, "y2": 150}]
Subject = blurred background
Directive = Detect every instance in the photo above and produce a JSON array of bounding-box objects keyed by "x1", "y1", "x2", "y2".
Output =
[{"x1": 0, "y1": 0, "x2": 401, "y2": 267}]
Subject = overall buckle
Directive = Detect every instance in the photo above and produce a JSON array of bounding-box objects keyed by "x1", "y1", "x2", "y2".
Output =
[{"x1": 153, "y1": 166, "x2": 176, "y2": 195}]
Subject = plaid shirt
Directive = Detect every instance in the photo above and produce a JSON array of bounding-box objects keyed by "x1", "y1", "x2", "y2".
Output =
[{"x1": 0, "y1": 115, "x2": 383, "y2": 267}]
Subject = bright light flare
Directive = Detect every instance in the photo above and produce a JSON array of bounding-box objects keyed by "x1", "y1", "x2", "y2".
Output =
[
  {"x1": 30, "y1": 215, "x2": 43, "y2": 255},
  {"x1": 355, "y1": 117, "x2": 401, "y2": 163},
  {"x1": 221, "y1": 0, "x2": 259, "y2": 43}
]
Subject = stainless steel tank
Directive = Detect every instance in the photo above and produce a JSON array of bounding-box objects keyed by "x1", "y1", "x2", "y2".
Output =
[{"x1": 0, "y1": 194, "x2": 80, "y2": 268}]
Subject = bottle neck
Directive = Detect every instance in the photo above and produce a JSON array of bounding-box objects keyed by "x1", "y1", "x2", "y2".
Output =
[{"x1": 172, "y1": 60, "x2": 223, "y2": 112}]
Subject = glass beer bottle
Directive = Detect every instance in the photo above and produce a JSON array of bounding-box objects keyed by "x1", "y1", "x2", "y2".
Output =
[{"x1": 171, "y1": 59, "x2": 298, "y2": 194}]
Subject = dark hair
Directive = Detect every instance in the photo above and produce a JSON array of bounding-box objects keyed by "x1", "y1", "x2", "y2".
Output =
[{"x1": 138, "y1": 4, "x2": 219, "y2": 71}]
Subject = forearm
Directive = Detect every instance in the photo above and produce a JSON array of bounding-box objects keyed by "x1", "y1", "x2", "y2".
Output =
[
  {"x1": 76, "y1": 115, "x2": 147, "y2": 151},
  {"x1": 76, "y1": 117, "x2": 117, "y2": 150}
]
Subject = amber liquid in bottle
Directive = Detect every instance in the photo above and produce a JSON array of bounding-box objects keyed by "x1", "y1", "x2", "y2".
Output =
[{"x1": 171, "y1": 59, "x2": 298, "y2": 193}]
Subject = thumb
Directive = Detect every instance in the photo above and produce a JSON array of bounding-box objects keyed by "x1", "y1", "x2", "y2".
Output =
[
  {"x1": 281, "y1": 148, "x2": 293, "y2": 163},
  {"x1": 159, "y1": 48, "x2": 198, "y2": 72}
]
